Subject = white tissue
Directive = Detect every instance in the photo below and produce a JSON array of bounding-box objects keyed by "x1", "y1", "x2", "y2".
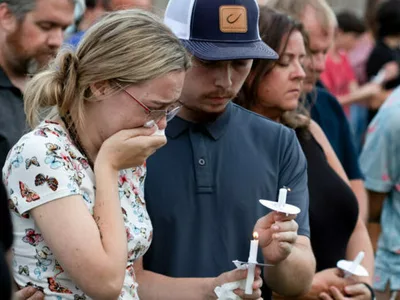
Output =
[
  {"x1": 214, "y1": 280, "x2": 246, "y2": 300},
  {"x1": 151, "y1": 126, "x2": 165, "y2": 137},
  {"x1": 144, "y1": 121, "x2": 165, "y2": 137},
  {"x1": 214, "y1": 261, "x2": 248, "y2": 300}
]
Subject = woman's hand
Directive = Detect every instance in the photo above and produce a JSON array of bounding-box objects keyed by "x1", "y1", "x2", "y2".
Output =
[
  {"x1": 96, "y1": 126, "x2": 166, "y2": 170},
  {"x1": 14, "y1": 286, "x2": 44, "y2": 300},
  {"x1": 319, "y1": 283, "x2": 372, "y2": 300},
  {"x1": 211, "y1": 267, "x2": 263, "y2": 300},
  {"x1": 312, "y1": 268, "x2": 352, "y2": 297},
  {"x1": 273, "y1": 268, "x2": 353, "y2": 300}
]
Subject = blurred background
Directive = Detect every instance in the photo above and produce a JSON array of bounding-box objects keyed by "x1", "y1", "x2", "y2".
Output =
[{"x1": 154, "y1": 0, "x2": 373, "y2": 16}]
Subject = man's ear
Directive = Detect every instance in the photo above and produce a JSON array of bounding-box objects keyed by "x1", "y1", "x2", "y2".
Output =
[{"x1": 0, "y1": 3, "x2": 18, "y2": 33}]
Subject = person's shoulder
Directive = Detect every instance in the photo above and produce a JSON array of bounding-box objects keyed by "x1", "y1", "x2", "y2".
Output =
[
  {"x1": 230, "y1": 104, "x2": 297, "y2": 152},
  {"x1": 3, "y1": 121, "x2": 69, "y2": 169},
  {"x1": 373, "y1": 89, "x2": 400, "y2": 130},
  {"x1": 307, "y1": 119, "x2": 332, "y2": 153},
  {"x1": 231, "y1": 103, "x2": 290, "y2": 134},
  {"x1": 308, "y1": 119, "x2": 324, "y2": 140},
  {"x1": 315, "y1": 86, "x2": 335, "y2": 99},
  {"x1": 314, "y1": 87, "x2": 343, "y2": 111}
]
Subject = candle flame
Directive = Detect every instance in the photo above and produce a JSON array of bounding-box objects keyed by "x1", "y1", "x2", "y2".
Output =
[
  {"x1": 283, "y1": 186, "x2": 291, "y2": 192},
  {"x1": 253, "y1": 231, "x2": 259, "y2": 240}
]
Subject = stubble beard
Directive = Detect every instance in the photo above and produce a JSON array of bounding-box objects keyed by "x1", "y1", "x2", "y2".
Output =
[{"x1": 5, "y1": 24, "x2": 53, "y2": 77}]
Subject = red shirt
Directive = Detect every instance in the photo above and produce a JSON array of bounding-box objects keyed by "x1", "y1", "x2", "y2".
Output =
[{"x1": 321, "y1": 51, "x2": 356, "y2": 116}]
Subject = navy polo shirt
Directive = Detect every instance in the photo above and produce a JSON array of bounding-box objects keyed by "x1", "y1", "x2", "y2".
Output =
[
  {"x1": 308, "y1": 87, "x2": 363, "y2": 180},
  {"x1": 144, "y1": 102, "x2": 310, "y2": 284},
  {"x1": 0, "y1": 67, "x2": 26, "y2": 170}
]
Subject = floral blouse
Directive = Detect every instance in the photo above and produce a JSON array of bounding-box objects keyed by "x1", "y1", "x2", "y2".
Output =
[{"x1": 2, "y1": 120, "x2": 153, "y2": 299}]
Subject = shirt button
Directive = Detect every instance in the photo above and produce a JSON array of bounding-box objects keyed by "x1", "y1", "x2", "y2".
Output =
[{"x1": 198, "y1": 158, "x2": 206, "y2": 166}]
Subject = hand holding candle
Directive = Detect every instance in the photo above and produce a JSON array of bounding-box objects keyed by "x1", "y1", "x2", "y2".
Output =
[
  {"x1": 337, "y1": 251, "x2": 369, "y2": 278},
  {"x1": 253, "y1": 209, "x2": 299, "y2": 265},
  {"x1": 213, "y1": 265, "x2": 263, "y2": 299}
]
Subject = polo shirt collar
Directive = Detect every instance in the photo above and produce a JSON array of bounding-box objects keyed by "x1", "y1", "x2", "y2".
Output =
[
  {"x1": 0, "y1": 67, "x2": 14, "y2": 89},
  {"x1": 166, "y1": 101, "x2": 233, "y2": 140}
]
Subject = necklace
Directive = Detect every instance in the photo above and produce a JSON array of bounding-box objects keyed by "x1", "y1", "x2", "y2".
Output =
[{"x1": 61, "y1": 113, "x2": 94, "y2": 169}]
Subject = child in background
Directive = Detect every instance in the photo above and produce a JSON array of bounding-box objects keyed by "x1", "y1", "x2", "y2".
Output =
[
  {"x1": 321, "y1": 11, "x2": 380, "y2": 116},
  {"x1": 321, "y1": 10, "x2": 392, "y2": 153}
]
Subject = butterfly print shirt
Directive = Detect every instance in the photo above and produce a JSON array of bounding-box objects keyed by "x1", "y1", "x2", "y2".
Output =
[{"x1": 2, "y1": 120, "x2": 152, "y2": 299}]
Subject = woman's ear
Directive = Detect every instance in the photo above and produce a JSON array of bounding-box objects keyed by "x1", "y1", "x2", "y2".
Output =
[{"x1": 89, "y1": 81, "x2": 110, "y2": 99}]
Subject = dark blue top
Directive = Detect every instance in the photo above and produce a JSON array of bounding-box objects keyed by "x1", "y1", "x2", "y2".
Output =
[
  {"x1": 64, "y1": 31, "x2": 85, "y2": 47},
  {"x1": 144, "y1": 102, "x2": 310, "y2": 294},
  {"x1": 308, "y1": 87, "x2": 363, "y2": 180}
]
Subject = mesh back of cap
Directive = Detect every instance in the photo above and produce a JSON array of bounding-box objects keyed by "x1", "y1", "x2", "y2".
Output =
[{"x1": 164, "y1": 0, "x2": 196, "y2": 40}]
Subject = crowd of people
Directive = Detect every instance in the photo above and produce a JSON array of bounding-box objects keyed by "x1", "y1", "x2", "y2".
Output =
[{"x1": 0, "y1": 0, "x2": 399, "y2": 299}]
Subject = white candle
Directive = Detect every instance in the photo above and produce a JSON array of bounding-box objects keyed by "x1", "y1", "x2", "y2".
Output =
[
  {"x1": 248, "y1": 239, "x2": 258, "y2": 263},
  {"x1": 245, "y1": 232, "x2": 259, "y2": 294},
  {"x1": 278, "y1": 187, "x2": 288, "y2": 208},
  {"x1": 349, "y1": 251, "x2": 365, "y2": 274},
  {"x1": 245, "y1": 263, "x2": 256, "y2": 294}
]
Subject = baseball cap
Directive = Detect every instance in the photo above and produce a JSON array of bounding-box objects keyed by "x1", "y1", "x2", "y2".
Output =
[{"x1": 164, "y1": 0, "x2": 278, "y2": 61}]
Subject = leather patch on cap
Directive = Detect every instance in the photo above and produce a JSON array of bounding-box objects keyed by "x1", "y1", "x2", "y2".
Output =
[{"x1": 219, "y1": 5, "x2": 248, "y2": 33}]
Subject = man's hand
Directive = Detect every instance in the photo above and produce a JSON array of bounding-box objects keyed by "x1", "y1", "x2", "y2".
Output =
[
  {"x1": 254, "y1": 211, "x2": 298, "y2": 264},
  {"x1": 14, "y1": 286, "x2": 44, "y2": 300}
]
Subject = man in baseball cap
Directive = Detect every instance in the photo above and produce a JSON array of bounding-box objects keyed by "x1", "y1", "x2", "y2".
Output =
[
  {"x1": 140, "y1": 0, "x2": 316, "y2": 298},
  {"x1": 164, "y1": 0, "x2": 277, "y2": 60}
]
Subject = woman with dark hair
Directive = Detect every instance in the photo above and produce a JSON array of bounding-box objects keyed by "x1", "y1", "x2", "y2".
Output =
[{"x1": 235, "y1": 6, "x2": 375, "y2": 300}]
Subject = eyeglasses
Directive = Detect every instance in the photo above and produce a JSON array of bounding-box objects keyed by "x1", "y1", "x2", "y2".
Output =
[{"x1": 117, "y1": 84, "x2": 181, "y2": 124}]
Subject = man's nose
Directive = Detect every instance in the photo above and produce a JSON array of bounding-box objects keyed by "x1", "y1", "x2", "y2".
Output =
[
  {"x1": 48, "y1": 28, "x2": 64, "y2": 49},
  {"x1": 214, "y1": 64, "x2": 233, "y2": 90}
]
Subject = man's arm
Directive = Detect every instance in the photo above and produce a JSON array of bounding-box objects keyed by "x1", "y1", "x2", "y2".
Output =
[
  {"x1": 368, "y1": 190, "x2": 386, "y2": 223},
  {"x1": 367, "y1": 190, "x2": 386, "y2": 252},
  {"x1": 264, "y1": 236, "x2": 315, "y2": 296},
  {"x1": 259, "y1": 128, "x2": 315, "y2": 296}
]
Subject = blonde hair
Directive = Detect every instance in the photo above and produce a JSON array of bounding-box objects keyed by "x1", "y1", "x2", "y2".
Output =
[
  {"x1": 24, "y1": 9, "x2": 191, "y2": 129},
  {"x1": 265, "y1": 0, "x2": 337, "y2": 32}
]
